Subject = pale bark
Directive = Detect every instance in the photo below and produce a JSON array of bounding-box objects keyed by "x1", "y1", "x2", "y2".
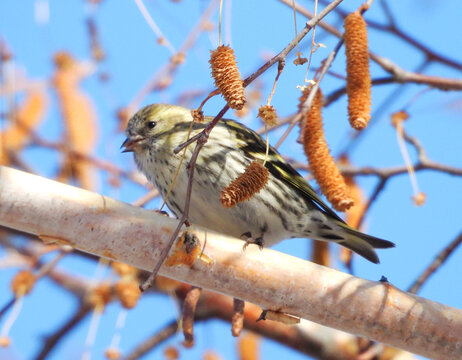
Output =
[{"x1": 0, "y1": 166, "x2": 461, "y2": 359}]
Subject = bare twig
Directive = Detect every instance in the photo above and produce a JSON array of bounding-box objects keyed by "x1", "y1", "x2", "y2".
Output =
[
  {"x1": 289, "y1": 156, "x2": 462, "y2": 178},
  {"x1": 141, "y1": 105, "x2": 229, "y2": 290},
  {"x1": 315, "y1": 0, "x2": 462, "y2": 71},
  {"x1": 131, "y1": 189, "x2": 160, "y2": 207},
  {"x1": 30, "y1": 135, "x2": 148, "y2": 187},
  {"x1": 280, "y1": 0, "x2": 462, "y2": 90},
  {"x1": 128, "y1": 0, "x2": 221, "y2": 112},
  {"x1": 290, "y1": 35, "x2": 346, "y2": 148},
  {"x1": 35, "y1": 303, "x2": 92, "y2": 360},
  {"x1": 408, "y1": 231, "x2": 462, "y2": 294},
  {"x1": 0, "y1": 298, "x2": 15, "y2": 321},
  {"x1": 133, "y1": 0, "x2": 176, "y2": 54},
  {"x1": 124, "y1": 320, "x2": 179, "y2": 360}
]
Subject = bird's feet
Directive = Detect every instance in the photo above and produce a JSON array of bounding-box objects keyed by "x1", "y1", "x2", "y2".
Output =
[{"x1": 240, "y1": 232, "x2": 264, "y2": 250}]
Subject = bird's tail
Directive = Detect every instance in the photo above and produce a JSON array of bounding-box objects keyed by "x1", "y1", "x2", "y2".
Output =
[{"x1": 317, "y1": 222, "x2": 395, "y2": 264}]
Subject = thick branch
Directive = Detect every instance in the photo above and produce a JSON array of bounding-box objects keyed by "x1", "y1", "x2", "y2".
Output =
[{"x1": 0, "y1": 166, "x2": 461, "y2": 359}]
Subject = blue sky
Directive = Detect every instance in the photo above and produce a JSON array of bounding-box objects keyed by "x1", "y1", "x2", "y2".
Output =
[{"x1": 1, "y1": 0, "x2": 462, "y2": 359}]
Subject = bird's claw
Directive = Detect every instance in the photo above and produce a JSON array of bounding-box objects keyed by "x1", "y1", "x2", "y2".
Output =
[{"x1": 240, "y1": 232, "x2": 265, "y2": 250}]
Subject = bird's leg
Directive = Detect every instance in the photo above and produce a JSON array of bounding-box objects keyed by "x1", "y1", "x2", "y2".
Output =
[
  {"x1": 240, "y1": 231, "x2": 265, "y2": 250},
  {"x1": 240, "y1": 231, "x2": 253, "y2": 250},
  {"x1": 154, "y1": 209, "x2": 170, "y2": 217},
  {"x1": 254, "y1": 236, "x2": 265, "y2": 250}
]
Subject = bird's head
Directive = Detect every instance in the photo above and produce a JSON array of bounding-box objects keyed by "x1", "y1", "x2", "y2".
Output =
[{"x1": 122, "y1": 103, "x2": 192, "y2": 153}]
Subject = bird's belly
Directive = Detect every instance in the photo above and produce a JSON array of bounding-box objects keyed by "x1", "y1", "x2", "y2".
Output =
[
  {"x1": 135, "y1": 147, "x2": 305, "y2": 245},
  {"x1": 170, "y1": 173, "x2": 290, "y2": 244},
  {"x1": 147, "y1": 160, "x2": 290, "y2": 245}
]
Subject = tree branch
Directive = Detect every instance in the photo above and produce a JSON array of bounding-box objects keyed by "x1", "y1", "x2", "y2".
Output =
[{"x1": 0, "y1": 166, "x2": 461, "y2": 359}]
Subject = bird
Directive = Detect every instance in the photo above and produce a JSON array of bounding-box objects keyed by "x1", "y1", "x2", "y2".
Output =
[{"x1": 122, "y1": 103, "x2": 394, "y2": 263}]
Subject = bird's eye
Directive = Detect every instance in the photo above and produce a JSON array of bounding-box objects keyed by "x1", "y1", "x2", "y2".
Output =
[{"x1": 147, "y1": 121, "x2": 156, "y2": 129}]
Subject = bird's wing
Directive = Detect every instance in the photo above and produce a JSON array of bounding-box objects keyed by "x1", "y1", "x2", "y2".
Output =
[{"x1": 225, "y1": 119, "x2": 345, "y2": 223}]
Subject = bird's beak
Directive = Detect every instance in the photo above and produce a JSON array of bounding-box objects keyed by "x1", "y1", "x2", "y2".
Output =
[{"x1": 121, "y1": 136, "x2": 143, "y2": 153}]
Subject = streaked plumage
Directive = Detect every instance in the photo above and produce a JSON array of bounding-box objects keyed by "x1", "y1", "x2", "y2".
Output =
[{"x1": 123, "y1": 103, "x2": 394, "y2": 263}]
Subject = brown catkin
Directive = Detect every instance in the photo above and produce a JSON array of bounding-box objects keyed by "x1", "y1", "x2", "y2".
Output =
[
  {"x1": 220, "y1": 161, "x2": 269, "y2": 208},
  {"x1": 11, "y1": 270, "x2": 36, "y2": 296},
  {"x1": 104, "y1": 348, "x2": 121, "y2": 360},
  {"x1": 0, "y1": 337, "x2": 11, "y2": 348},
  {"x1": 231, "y1": 298, "x2": 245, "y2": 337},
  {"x1": 114, "y1": 280, "x2": 141, "y2": 309},
  {"x1": 52, "y1": 51, "x2": 98, "y2": 190},
  {"x1": 182, "y1": 286, "x2": 202, "y2": 348},
  {"x1": 191, "y1": 109, "x2": 204, "y2": 123},
  {"x1": 300, "y1": 87, "x2": 354, "y2": 211},
  {"x1": 163, "y1": 346, "x2": 179, "y2": 360},
  {"x1": 257, "y1": 105, "x2": 277, "y2": 126},
  {"x1": 209, "y1": 45, "x2": 246, "y2": 110},
  {"x1": 111, "y1": 261, "x2": 138, "y2": 277},
  {"x1": 87, "y1": 283, "x2": 111, "y2": 309},
  {"x1": 312, "y1": 241, "x2": 330, "y2": 266},
  {"x1": 237, "y1": 333, "x2": 260, "y2": 360},
  {"x1": 165, "y1": 231, "x2": 201, "y2": 267},
  {"x1": 1, "y1": 91, "x2": 47, "y2": 165},
  {"x1": 344, "y1": 12, "x2": 371, "y2": 130}
]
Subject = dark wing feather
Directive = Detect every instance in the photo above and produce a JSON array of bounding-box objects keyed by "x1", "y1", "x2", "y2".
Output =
[{"x1": 223, "y1": 119, "x2": 345, "y2": 223}]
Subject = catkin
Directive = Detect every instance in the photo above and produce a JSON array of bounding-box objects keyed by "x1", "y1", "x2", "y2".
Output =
[
  {"x1": 111, "y1": 261, "x2": 138, "y2": 277},
  {"x1": 220, "y1": 161, "x2": 269, "y2": 208},
  {"x1": 87, "y1": 283, "x2": 111, "y2": 309},
  {"x1": 231, "y1": 298, "x2": 245, "y2": 337},
  {"x1": 164, "y1": 231, "x2": 201, "y2": 267},
  {"x1": 300, "y1": 87, "x2": 354, "y2": 212},
  {"x1": 114, "y1": 281, "x2": 141, "y2": 309},
  {"x1": 104, "y1": 348, "x2": 121, "y2": 360},
  {"x1": 191, "y1": 108, "x2": 204, "y2": 123},
  {"x1": 182, "y1": 286, "x2": 202, "y2": 348},
  {"x1": 257, "y1": 105, "x2": 277, "y2": 126},
  {"x1": 237, "y1": 333, "x2": 260, "y2": 360},
  {"x1": 1, "y1": 91, "x2": 47, "y2": 165},
  {"x1": 11, "y1": 270, "x2": 35, "y2": 296},
  {"x1": 209, "y1": 45, "x2": 246, "y2": 110},
  {"x1": 52, "y1": 51, "x2": 98, "y2": 190},
  {"x1": 344, "y1": 12, "x2": 371, "y2": 130},
  {"x1": 312, "y1": 241, "x2": 330, "y2": 266}
]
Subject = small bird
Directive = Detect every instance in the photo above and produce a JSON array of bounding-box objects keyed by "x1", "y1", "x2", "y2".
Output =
[{"x1": 122, "y1": 104, "x2": 394, "y2": 263}]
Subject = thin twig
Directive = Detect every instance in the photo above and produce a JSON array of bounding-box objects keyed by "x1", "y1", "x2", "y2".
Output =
[
  {"x1": 408, "y1": 231, "x2": 462, "y2": 294},
  {"x1": 356, "y1": 178, "x2": 387, "y2": 230},
  {"x1": 290, "y1": 157, "x2": 462, "y2": 179},
  {"x1": 243, "y1": 0, "x2": 344, "y2": 88},
  {"x1": 140, "y1": 106, "x2": 230, "y2": 291},
  {"x1": 131, "y1": 189, "x2": 160, "y2": 207},
  {"x1": 128, "y1": 0, "x2": 221, "y2": 111},
  {"x1": 133, "y1": 0, "x2": 176, "y2": 54},
  {"x1": 289, "y1": 36, "x2": 345, "y2": 148},
  {"x1": 123, "y1": 320, "x2": 179, "y2": 360},
  {"x1": 280, "y1": 0, "x2": 462, "y2": 88},
  {"x1": 35, "y1": 303, "x2": 92, "y2": 360},
  {"x1": 315, "y1": 0, "x2": 462, "y2": 71},
  {"x1": 0, "y1": 298, "x2": 15, "y2": 321}
]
